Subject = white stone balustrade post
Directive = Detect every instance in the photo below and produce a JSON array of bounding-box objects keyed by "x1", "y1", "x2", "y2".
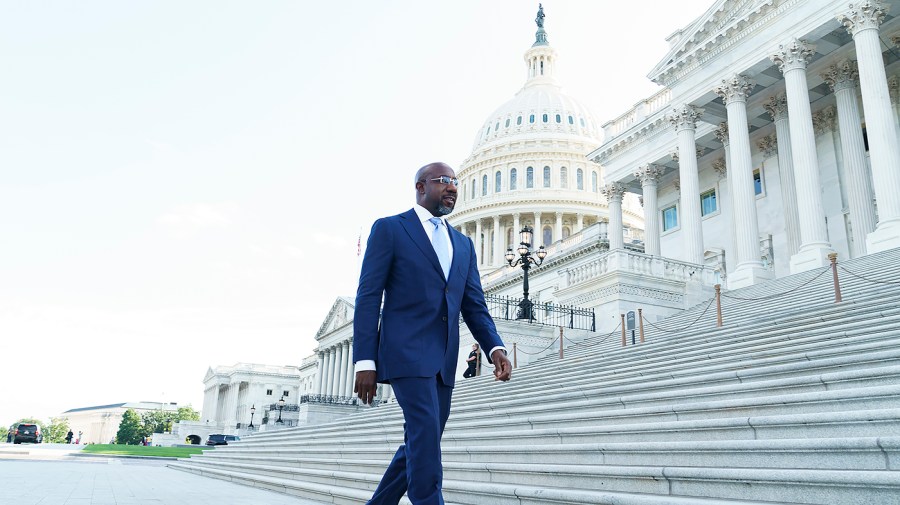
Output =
[
  {"x1": 839, "y1": 1, "x2": 900, "y2": 252},
  {"x1": 668, "y1": 104, "x2": 705, "y2": 264},
  {"x1": 601, "y1": 183, "x2": 626, "y2": 250},
  {"x1": 771, "y1": 40, "x2": 835, "y2": 272},
  {"x1": 634, "y1": 164, "x2": 664, "y2": 256},
  {"x1": 822, "y1": 60, "x2": 877, "y2": 257}
]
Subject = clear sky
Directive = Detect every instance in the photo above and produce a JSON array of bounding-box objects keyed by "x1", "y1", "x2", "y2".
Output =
[{"x1": 0, "y1": 1, "x2": 712, "y2": 425}]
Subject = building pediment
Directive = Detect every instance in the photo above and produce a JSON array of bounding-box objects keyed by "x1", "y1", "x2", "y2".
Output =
[
  {"x1": 649, "y1": 0, "x2": 776, "y2": 86},
  {"x1": 316, "y1": 296, "x2": 355, "y2": 339},
  {"x1": 202, "y1": 366, "x2": 216, "y2": 383}
]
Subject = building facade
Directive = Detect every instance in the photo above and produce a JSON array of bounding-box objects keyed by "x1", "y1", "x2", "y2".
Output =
[
  {"x1": 591, "y1": 0, "x2": 900, "y2": 289},
  {"x1": 200, "y1": 363, "x2": 301, "y2": 429},
  {"x1": 61, "y1": 401, "x2": 179, "y2": 444}
]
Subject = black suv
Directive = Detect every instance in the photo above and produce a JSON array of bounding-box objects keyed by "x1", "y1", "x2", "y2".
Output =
[
  {"x1": 13, "y1": 424, "x2": 42, "y2": 444},
  {"x1": 205, "y1": 434, "x2": 239, "y2": 446}
]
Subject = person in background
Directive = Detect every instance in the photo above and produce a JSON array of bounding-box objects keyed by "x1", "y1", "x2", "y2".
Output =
[{"x1": 463, "y1": 343, "x2": 479, "y2": 378}]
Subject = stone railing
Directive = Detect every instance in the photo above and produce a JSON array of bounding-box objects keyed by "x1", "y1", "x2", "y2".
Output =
[
  {"x1": 562, "y1": 248, "x2": 717, "y2": 288},
  {"x1": 601, "y1": 88, "x2": 672, "y2": 139}
]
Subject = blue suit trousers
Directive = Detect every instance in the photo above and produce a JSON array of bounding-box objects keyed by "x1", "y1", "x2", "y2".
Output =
[{"x1": 367, "y1": 375, "x2": 453, "y2": 505}]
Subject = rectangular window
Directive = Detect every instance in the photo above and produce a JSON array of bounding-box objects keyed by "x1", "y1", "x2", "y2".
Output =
[
  {"x1": 662, "y1": 205, "x2": 678, "y2": 231},
  {"x1": 283, "y1": 390, "x2": 289, "y2": 397},
  {"x1": 753, "y1": 169, "x2": 764, "y2": 195},
  {"x1": 266, "y1": 389, "x2": 272, "y2": 396},
  {"x1": 700, "y1": 189, "x2": 717, "y2": 216}
]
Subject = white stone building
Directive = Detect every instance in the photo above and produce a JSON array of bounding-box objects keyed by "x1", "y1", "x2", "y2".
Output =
[
  {"x1": 200, "y1": 363, "x2": 301, "y2": 429},
  {"x1": 591, "y1": 0, "x2": 900, "y2": 289},
  {"x1": 61, "y1": 401, "x2": 179, "y2": 444}
]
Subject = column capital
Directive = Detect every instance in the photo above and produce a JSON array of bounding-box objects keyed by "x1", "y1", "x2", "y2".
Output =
[
  {"x1": 770, "y1": 39, "x2": 816, "y2": 73},
  {"x1": 812, "y1": 105, "x2": 837, "y2": 136},
  {"x1": 670, "y1": 148, "x2": 680, "y2": 162},
  {"x1": 763, "y1": 94, "x2": 789, "y2": 122},
  {"x1": 633, "y1": 164, "x2": 664, "y2": 185},
  {"x1": 555, "y1": 211, "x2": 563, "y2": 218},
  {"x1": 714, "y1": 122, "x2": 729, "y2": 146},
  {"x1": 668, "y1": 104, "x2": 702, "y2": 131},
  {"x1": 838, "y1": 1, "x2": 888, "y2": 37},
  {"x1": 712, "y1": 158, "x2": 727, "y2": 179},
  {"x1": 714, "y1": 74, "x2": 755, "y2": 104},
  {"x1": 600, "y1": 182, "x2": 626, "y2": 201},
  {"x1": 821, "y1": 59, "x2": 859, "y2": 92},
  {"x1": 673, "y1": 178, "x2": 681, "y2": 193},
  {"x1": 892, "y1": 34, "x2": 900, "y2": 47},
  {"x1": 756, "y1": 134, "x2": 778, "y2": 157}
]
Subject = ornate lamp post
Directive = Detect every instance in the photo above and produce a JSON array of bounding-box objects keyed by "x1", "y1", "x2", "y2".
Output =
[
  {"x1": 248, "y1": 405, "x2": 256, "y2": 429},
  {"x1": 505, "y1": 225, "x2": 548, "y2": 321},
  {"x1": 276, "y1": 397, "x2": 285, "y2": 424}
]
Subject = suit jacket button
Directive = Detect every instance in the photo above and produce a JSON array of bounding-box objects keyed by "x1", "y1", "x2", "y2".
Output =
[
  {"x1": 442, "y1": 316, "x2": 448, "y2": 321},
  {"x1": 445, "y1": 288, "x2": 449, "y2": 294}
]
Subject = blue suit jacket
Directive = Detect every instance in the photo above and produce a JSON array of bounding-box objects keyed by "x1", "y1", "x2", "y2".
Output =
[{"x1": 353, "y1": 208, "x2": 504, "y2": 387}]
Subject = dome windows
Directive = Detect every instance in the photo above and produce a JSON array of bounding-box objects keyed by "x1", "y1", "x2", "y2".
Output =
[
  {"x1": 577, "y1": 168, "x2": 584, "y2": 190},
  {"x1": 505, "y1": 118, "x2": 510, "y2": 128},
  {"x1": 560, "y1": 167, "x2": 568, "y2": 188},
  {"x1": 529, "y1": 114, "x2": 535, "y2": 124},
  {"x1": 495, "y1": 171, "x2": 502, "y2": 193},
  {"x1": 543, "y1": 166, "x2": 551, "y2": 188},
  {"x1": 542, "y1": 114, "x2": 548, "y2": 123},
  {"x1": 495, "y1": 122, "x2": 500, "y2": 132},
  {"x1": 482, "y1": 175, "x2": 488, "y2": 196},
  {"x1": 517, "y1": 116, "x2": 523, "y2": 125},
  {"x1": 510, "y1": 168, "x2": 518, "y2": 190},
  {"x1": 568, "y1": 115, "x2": 574, "y2": 125},
  {"x1": 526, "y1": 167, "x2": 534, "y2": 188},
  {"x1": 555, "y1": 114, "x2": 561, "y2": 123},
  {"x1": 580, "y1": 117, "x2": 585, "y2": 127},
  {"x1": 591, "y1": 171, "x2": 598, "y2": 192},
  {"x1": 471, "y1": 178, "x2": 476, "y2": 199}
]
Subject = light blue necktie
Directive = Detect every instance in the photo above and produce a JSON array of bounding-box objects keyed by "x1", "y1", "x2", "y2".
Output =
[{"x1": 429, "y1": 217, "x2": 451, "y2": 280}]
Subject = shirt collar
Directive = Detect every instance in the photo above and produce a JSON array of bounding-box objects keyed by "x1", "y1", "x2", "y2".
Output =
[{"x1": 414, "y1": 204, "x2": 444, "y2": 226}]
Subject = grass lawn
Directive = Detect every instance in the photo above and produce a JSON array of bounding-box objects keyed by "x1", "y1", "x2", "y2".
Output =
[{"x1": 81, "y1": 444, "x2": 208, "y2": 458}]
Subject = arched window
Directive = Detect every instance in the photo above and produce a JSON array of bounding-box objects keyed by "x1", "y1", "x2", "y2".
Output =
[
  {"x1": 560, "y1": 167, "x2": 568, "y2": 188},
  {"x1": 482, "y1": 175, "x2": 488, "y2": 196},
  {"x1": 495, "y1": 171, "x2": 502, "y2": 193},
  {"x1": 462, "y1": 182, "x2": 466, "y2": 201},
  {"x1": 562, "y1": 226, "x2": 571, "y2": 239},
  {"x1": 510, "y1": 168, "x2": 518, "y2": 190},
  {"x1": 526, "y1": 167, "x2": 534, "y2": 188},
  {"x1": 577, "y1": 168, "x2": 584, "y2": 190},
  {"x1": 543, "y1": 166, "x2": 551, "y2": 188},
  {"x1": 486, "y1": 126, "x2": 490, "y2": 136},
  {"x1": 517, "y1": 116, "x2": 522, "y2": 125},
  {"x1": 471, "y1": 178, "x2": 476, "y2": 199},
  {"x1": 591, "y1": 171, "x2": 598, "y2": 192},
  {"x1": 507, "y1": 227, "x2": 514, "y2": 249},
  {"x1": 568, "y1": 115, "x2": 574, "y2": 124},
  {"x1": 529, "y1": 114, "x2": 535, "y2": 124},
  {"x1": 505, "y1": 118, "x2": 510, "y2": 128},
  {"x1": 543, "y1": 226, "x2": 552, "y2": 246},
  {"x1": 555, "y1": 114, "x2": 561, "y2": 123},
  {"x1": 580, "y1": 117, "x2": 585, "y2": 127},
  {"x1": 542, "y1": 113, "x2": 549, "y2": 123}
]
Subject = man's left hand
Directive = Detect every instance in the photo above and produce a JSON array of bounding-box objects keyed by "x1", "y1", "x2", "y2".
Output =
[{"x1": 491, "y1": 349, "x2": 512, "y2": 381}]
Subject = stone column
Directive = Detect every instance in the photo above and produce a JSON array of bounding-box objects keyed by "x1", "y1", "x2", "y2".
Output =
[
  {"x1": 601, "y1": 183, "x2": 626, "y2": 250},
  {"x1": 555, "y1": 212, "x2": 563, "y2": 243},
  {"x1": 318, "y1": 349, "x2": 329, "y2": 395},
  {"x1": 224, "y1": 382, "x2": 240, "y2": 428},
  {"x1": 598, "y1": 218, "x2": 608, "y2": 240},
  {"x1": 888, "y1": 75, "x2": 900, "y2": 128},
  {"x1": 337, "y1": 341, "x2": 350, "y2": 398},
  {"x1": 512, "y1": 213, "x2": 521, "y2": 240},
  {"x1": 575, "y1": 213, "x2": 584, "y2": 233},
  {"x1": 714, "y1": 123, "x2": 738, "y2": 276},
  {"x1": 822, "y1": 60, "x2": 878, "y2": 257},
  {"x1": 771, "y1": 40, "x2": 835, "y2": 272},
  {"x1": 474, "y1": 219, "x2": 483, "y2": 266},
  {"x1": 634, "y1": 164, "x2": 664, "y2": 256},
  {"x1": 763, "y1": 94, "x2": 802, "y2": 257},
  {"x1": 534, "y1": 212, "x2": 542, "y2": 245},
  {"x1": 839, "y1": 2, "x2": 900, "y2": 252},
  {"x1": 313, "y1": 351, "x2": 324, "y2": 396},
  {"x1": 715, "y1": 75, "x2": 774, "y2": 287},
  {"x1": 493, "y1": 215, "x2": 502, "y2": 266},
  {"x1": 345, "y1": 341, "x2": 354, "y2": 397},
  {"x1": 325, "y1": 347, "x2": 336, "y2": 397},
  {"x1": 332, "y1": 344, "x2": 344, "y2": 397},
  {"x1": 668, "y1": 104, "x2": 705, "y2": 264}
]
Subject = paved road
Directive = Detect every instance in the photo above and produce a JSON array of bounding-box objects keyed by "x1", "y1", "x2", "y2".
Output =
[{"x1": 0, "y1": 443, "x2": 328, "y2": 505}]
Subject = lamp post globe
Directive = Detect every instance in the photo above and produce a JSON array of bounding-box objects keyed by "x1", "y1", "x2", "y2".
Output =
[{"x1": 248, "y1": 405, "x2": 256, "y2": 429}]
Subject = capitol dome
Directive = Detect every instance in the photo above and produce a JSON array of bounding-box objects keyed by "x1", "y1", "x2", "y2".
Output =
[{"x1": 450, "y1": 6, "x2": 644, "y2": 275}]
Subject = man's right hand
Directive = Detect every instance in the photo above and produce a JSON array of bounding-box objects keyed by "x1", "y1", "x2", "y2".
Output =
[{"x1": 354, "y1": 370, "x2": 377, "y2": 405}]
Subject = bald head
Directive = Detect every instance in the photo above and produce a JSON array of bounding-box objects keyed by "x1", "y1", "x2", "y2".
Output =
[{"x1": 414, "y1": 162, "x2": 458, "y2": 217}]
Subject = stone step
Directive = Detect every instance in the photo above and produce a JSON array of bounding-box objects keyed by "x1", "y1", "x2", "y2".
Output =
[{"x1": 198, "y1": 437, "x2": 900, "y2": 471}]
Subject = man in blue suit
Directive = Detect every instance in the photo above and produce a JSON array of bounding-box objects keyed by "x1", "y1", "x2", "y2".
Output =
[{"x1": 354, "y1": 162, "x2": 512, "y2": 504}]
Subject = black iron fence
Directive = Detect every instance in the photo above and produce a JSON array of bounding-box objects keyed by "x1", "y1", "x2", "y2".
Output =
[
  {"x1": 480, "y1": 294, "x2": 595, "y2": 331},
  {"x1": 266, "y1": 395, "x2": 358, "y2": 412}
]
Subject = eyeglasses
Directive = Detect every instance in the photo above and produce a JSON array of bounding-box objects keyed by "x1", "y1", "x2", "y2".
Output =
[{"x1": 427, "y1": 176, "x2": 460, "y2": 187}]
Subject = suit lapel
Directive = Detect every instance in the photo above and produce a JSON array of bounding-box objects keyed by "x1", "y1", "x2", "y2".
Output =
[
  {"x1": 448, "y1": 226, "x2": 467, "y2": 280},
  {"x1": 399, "y1": 209, "x2": 444, "y2": 278}
]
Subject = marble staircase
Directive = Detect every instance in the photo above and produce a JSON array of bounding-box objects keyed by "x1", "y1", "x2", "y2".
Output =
[{"x1": 170, "y1": 248, "x2": 900, "y2": 504}]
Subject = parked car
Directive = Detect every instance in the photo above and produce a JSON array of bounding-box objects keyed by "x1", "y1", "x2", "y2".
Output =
[
  {"x1": 205, "y1": 434, "x2": 239, "y2": 446},
  {"x1": 13, "y1": 424, "x2": 42, "y2": 444}
]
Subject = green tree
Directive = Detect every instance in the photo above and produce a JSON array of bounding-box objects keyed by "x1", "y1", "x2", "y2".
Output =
[
  {"x1": 116, "y1": 409, "x2": 143, "y2": 445},
  {"x1": 44, "y1": 417, "x2": 71, "y2": 443},
  {"x1": 176, "y1": 406, "x2": 200, "y2": 422},
  {"x1": 140, "y1": 410, "x2": 168, "y2": 436}
]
